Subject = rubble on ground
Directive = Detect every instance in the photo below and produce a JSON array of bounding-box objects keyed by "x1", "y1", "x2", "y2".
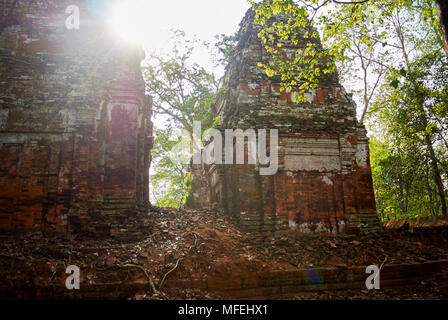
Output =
[{"x1": 1, "y1": 208, "x2": 447, "y2": 300}]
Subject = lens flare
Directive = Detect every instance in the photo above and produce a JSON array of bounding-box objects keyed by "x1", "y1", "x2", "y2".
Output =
[
  {"x1": 110, "y1": 0, "x2": 151, "y2": 44},
  {"x1": 303, "y1": 266, "x2": 322, "y2": 286}
]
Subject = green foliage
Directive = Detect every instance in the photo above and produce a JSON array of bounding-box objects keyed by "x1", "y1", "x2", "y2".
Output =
[
  {"x1": 182, "y1": 174, "x2": 195, "y2": 208},
  {"x1": 369, "y1": 46, "x2": 448, "y2": 219},
  {"x1": 213, "y1": 32, "x2": 239, "y2": 67},
  {"x1": 247, "y1": 0, "x2": 446, "y2": 106},
  {"x1": 143, "y1": 31, "x2": 218, "y2": 135},
  {"x1": 143, "y1": 31, "x2": 219, "y2": 207},
  {"x1": 248, "y1": 0, "x2": 448, "y2": 219},
  {"x1": 150, "y1": 128, "x2": 187, "y2": 208},
  {"x1": 249, "y1": 0, "x2": 335, "y2": 100},
  {"x1": 370, "y1": 138, "x2": 438, "y2": 221}
]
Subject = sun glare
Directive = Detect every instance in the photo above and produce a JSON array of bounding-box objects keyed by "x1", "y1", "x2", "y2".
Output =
[{"x1": 111, "y1": 0, "x2": 151, "y2": 44}]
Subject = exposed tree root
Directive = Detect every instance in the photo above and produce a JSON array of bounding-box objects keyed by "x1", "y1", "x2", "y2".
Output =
[
  {"x1": 158, "y1": 232, "x2": 199, "y2": 291},
  {"x1": 95, "y1": 263, "x2": 168, "y2": 299}
]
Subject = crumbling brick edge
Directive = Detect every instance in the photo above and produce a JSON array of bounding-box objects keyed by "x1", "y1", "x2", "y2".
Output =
[
  {"x1": 168, "y1": 259, "x2": 448, "y2": 299},
  {"x1": 1, "y1": 260, "x2": 446, "y2": 299}
]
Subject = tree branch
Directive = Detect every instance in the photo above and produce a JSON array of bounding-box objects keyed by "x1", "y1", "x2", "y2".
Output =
[{"x1": 332, "y1": 0, "x2": 369, "y2": 4}]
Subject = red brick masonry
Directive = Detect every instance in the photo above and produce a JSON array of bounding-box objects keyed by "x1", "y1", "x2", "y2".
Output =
[
  {"x1": 189, "y1": 9, "x2": 378, "y2": 234},
  {"x1": 0, "y1": 1, "x2": 153, "y2": 238}
]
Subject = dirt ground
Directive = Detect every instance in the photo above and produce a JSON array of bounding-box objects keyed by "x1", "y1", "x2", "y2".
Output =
[{"x1": 1, "y1": 207, "x2": 448, "y2": 300}]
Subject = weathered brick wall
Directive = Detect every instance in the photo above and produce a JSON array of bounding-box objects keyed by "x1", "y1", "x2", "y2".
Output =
[
  {"x1": 0, "y1": 0, "x2": 153, "y2": 239},
  {"x1": 190, "y1": 9, "x2": 378, "y2": 234},
  {"x1": 187, "y1": 162, "x2": 211, "y2": 210}
]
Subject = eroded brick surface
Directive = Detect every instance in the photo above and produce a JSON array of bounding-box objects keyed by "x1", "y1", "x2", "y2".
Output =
[
  {"x1": 189, "y1": 9, "x2": 378, "y2": 234},
  {"x1": 0, "y1": 1, "x2": 153, "y2": 239}
]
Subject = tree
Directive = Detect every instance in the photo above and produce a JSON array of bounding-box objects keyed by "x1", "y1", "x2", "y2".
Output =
[
  {"x1": 213, "y1": 32, "x2": 239, "y2": 67},
  {"x1": 143, "y1": 31, "x2": 219, "y2": 207},
  {"x1": 319, "y1": 2, "x2": 393, "y2": 123},
  {"x1": 247, "y1": 0, "x2": 446, "y2": 115},
  {"x1": 435, "y1": 0, "x2": 448, "y2": 57},
  {"x1": 363, "y1": 0, "x2": 448, "y2": 217},
  {"x1": 150, "y1": 128, "x2": 190, "y2": 207},
  {"x1": 249, "y1": 0, "x2": 448, "y2": 218},
  {"x1": 143, "y1": 31, "x2": 218, "y2": 143},
  {"x1": 371, "y1": 48, "x2": 448, "y2": 216},
  {"x1": 369, "y1": 138, "x2": 441, "y2": 220}
]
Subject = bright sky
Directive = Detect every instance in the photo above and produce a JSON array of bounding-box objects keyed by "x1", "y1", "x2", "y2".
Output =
[
  {"x1": 90, "y1": 0, "x2": 368, "y2": 121},
  {"x1": 106, "y1": 0, "x2": 251, "y2": 76},
  {"x1": 97, "y1": 0, "x2": 370, "y2": 201},
  {"x1": 99, "y1": 0, "x2": 252, "y2": 147}
]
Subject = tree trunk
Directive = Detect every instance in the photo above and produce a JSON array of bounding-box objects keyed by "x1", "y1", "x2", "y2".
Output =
[
  {"x1": 425, "y1": 133, "x2": 447, "y2": 215},
  {"x1": 436, "y1": 0, "x2": 448, "y2": 57},
  {"x1": 425, "y1": 157, "x2": 437, "y2": 216},
  {"x1": 399, "y1": 180, "x2": 406, "y2": 215}
]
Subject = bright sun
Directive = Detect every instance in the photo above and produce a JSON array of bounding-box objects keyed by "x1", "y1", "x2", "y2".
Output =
[{"x1": 111, "y1": 0, "x2": 151, "y2": 44}]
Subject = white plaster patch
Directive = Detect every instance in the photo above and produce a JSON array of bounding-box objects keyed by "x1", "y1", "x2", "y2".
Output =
[
  {"x1": 107, "y1": 104, "x2": 113, "y2": 122},
  {"x1": 247, "y1": 82, "x2": 259, "y2": 91},
  {"x1": 0, "y1": 133, "x2": 66, "y2": 144},
  {"x1": 94, "y1": 103, "x2": 103, "y2": 123},
  {"x1": 59, "y1": 109, "x2": 76, "y2": 127},
  {"x1": 283, "y1": 48, "x2": 296, "y2": 60},
  {"x1": 289, "y1": 220, "x2": 297, "y2": 230},
  {"x1": 356, "y1": 143, "x2": 368, "y2": 167},
  {"x1": 0, "y1": 109, "x2": 9, "y2": 129},
  {"x1": 335, "y1": 87, "x2": 342, "y2": 97},
  {"x1": 107, "y1": 104, "x2": 136, "y2": 122},
  {"x1": 321, "y1": 175, "x2": 333, "y2": 186},
  {"x1": 138, "y1": 113, "x2": 143, "y2": 129},
  {"x1": 344, "y1": 139, "x2": 353, "y2": 148},
  {"x1": 303, "y1": 89, "x2": 317, "y2": 103},
  {"x1": 24, "y1": 38, "x2": 40, "y2": 44},
  {"x1": 298, "y1": 223, "x2": 311, "y2": 233},
  {"x1": 285, "y1": 155, "x2": 340, "y2": 172},
  {"x1": 338, "y1": 220, "x2": 346, "y2": 233},
  {"x1": 314, "y1": 222, "x2": 325, "y2": 232},
  {"x1": 284, "y1": 137, "x2": 341, "y2": 172},
  {"x1": 290, "y1": 91, "x2": 299, "y2": 103},
  {"x1": 210, "y1": 170, "x2": 220, "y2": 186}
]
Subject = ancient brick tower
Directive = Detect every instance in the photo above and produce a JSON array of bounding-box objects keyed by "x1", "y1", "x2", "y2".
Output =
[
  {"x1": 189, "y1": 9, "x2": 379, "y2": 234},
  {"x1": 0, "y1": 0, "x2": 153, "y2": 239}
]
